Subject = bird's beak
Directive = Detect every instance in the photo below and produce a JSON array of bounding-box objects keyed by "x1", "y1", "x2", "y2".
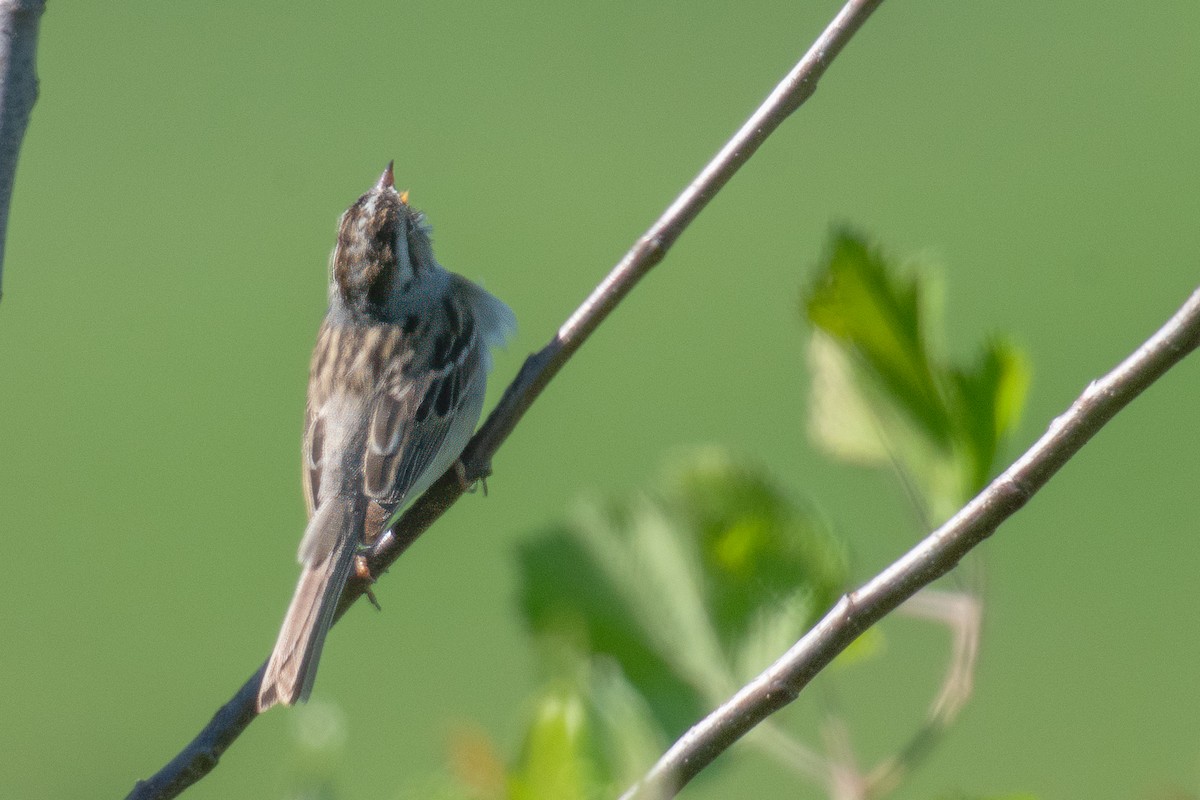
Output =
[{"x1": 376, "y1": 160, "x2": 395, "y2": 191}]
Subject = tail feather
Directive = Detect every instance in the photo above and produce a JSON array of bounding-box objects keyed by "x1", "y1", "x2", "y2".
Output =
[{"x1": 258, "y1": 497, "x2": 362, "y2": 712}]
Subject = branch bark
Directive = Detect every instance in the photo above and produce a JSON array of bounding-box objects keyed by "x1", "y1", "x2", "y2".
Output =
[
  {"x1": 619, "y1": 286, "x2": 1200, "y2": 800},
  {"x1": 0, "y1": 0, "x2": 44, "y2": 304},
  {"x1": 125, "y1": 1, "x2": 886, "y2": 797}
]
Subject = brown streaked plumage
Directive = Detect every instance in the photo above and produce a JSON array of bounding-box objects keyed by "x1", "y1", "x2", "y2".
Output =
[{"x1": 257, "y1": 164, "x2": 515, "y2": 712}]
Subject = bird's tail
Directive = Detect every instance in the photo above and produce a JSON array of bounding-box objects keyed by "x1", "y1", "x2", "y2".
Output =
[{"x1": 257, "y1": 497, "x2": 362, "y2": 712}]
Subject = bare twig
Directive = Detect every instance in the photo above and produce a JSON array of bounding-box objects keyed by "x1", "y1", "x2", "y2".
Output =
[
  {"x1": 750, "y1": 588, "x2": 982, "y2": 800},
  {"x1": 619, "y1": 287, "x2": 1200, "y2": 800},
  {"x1": 822, "y1": 713, "x2": 866, "y2": 800},
  {"x1": 125, "y1": 1, "x2": 886, "y2": 798},
  {"x1": 0, "y1": 0, "x2": 44, "y2": 304},
  {"x1": 862, "y1": 588, "x2": 982, "y2": 799}
]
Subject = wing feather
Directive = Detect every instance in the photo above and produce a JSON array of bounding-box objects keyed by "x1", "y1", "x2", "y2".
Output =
[
  {"x1": 362, "y1": 293, "x2": 485, "y2": 511},
  {"x1": 301, "y1": 407, "x2": 321, "y2": 519}
]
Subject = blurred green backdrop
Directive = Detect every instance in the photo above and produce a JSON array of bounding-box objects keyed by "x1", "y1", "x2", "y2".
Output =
[{"x1": 1, "y1": 2, "x2": 1198, "y2": 798}]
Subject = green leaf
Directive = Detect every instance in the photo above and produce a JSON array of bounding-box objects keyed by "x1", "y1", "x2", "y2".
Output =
[
  {"x1": 508, "y1": 684, "x2": 597, "y2": 800},
  {"x1": 668, "y1": 450, "x2": 846, "y2": 671},
  {"x1": 805, "y1": 229, "x2": 951, "y2": 446},
  {"x1": 515, "y1": 449, "x2": 848, "y2": 736},
  {"x1": 504, "y1": 663, "x2": 663, "y2": 800},
  {"x1": 803, "y1": 229, "x2": 1030, "y2": 515},
  {"x1": 806, "y1": 330, "x2": 894, "y2": 466},
  {"x1": 582, "y1": 659, "x2": 667, "y2": 791},
  {"x1": 947, "y1": 337, "x2": 1031, "y2": 492},
  {"x1": 516, "y1": 515, "x2": 709, "y2": 735}
]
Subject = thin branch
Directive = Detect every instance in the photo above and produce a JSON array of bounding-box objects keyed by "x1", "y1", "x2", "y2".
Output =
[
  {"x1": 747, "y1": 721, "x2": 830, "y2": 785},
  {"x1": 0, "y1": 0, "x2": 44, "y2": 304},
  {"x1": 619, "y1": 287, "x2": 1200, "y2": 800},
  {"x1": 821, "y1": 713, "x2": 866, "y2": 800},
  {"x1": 863, "y1": 588, "x2": 982, "y2": 799},
  {"x1": 747, "y1": 589, "x2": 982, "y2": 800},
  {"x1": 126, "y1": 1, "x2": 886, "y2": 797}
]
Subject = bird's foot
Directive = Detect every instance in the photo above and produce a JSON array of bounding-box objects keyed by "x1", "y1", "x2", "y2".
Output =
[
  {"x1": 454, "y1": 459, "x2": 490, "y2": 496},
  {"x1": 353, "y1": 553, "x2": 382, "y2": 611}
]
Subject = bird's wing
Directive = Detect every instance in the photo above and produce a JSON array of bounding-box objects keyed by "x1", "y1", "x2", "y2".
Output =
[{"x1": 363, "y1": 293, "x2": 485, "y2": 512}]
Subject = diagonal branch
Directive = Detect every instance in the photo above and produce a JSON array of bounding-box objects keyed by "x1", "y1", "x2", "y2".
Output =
[
  {"x1": 0, "y1": 0, "x2": 45, "y2": 304},
  {"x1": 619, "y1": 286, "x2": 1200, "y2": 800},
  {"x1": 125, "y1": 1, "x2": 887, "y2": 797}
]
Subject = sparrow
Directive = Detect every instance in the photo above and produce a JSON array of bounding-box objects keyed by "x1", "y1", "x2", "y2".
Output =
[{"x1": 257, "y1": 163, "x2": 515, "y2": 712}]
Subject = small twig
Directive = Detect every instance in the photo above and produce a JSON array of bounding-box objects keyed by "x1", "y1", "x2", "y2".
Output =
[
  {"x1": 862, "y1": 589, "x2": 982, "y2": 798},
  {"x1": 746, "y1": 721, "x2": 829, "y2": 785},
  {"x1": 822, "y1": 713, "x2": 866, "y2": 800},
  {"x1": 619, "y1": 287, "x2": 1200, "y2": 800},
  {"x1": 750, "y1": 589, "x2": 981, "y2": 799},
  {"x1": 125, "y1": 1, "x2": 885, "y2": 797},
  {"x1": 0, "y1": 0, "x2": 44, "y2": 304}
]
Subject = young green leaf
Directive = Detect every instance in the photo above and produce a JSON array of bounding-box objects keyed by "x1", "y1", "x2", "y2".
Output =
[
  {"x1": 806, "y1": 230, "x2": 951, "y2": 447},
  {"x1": 507, "y1": 685, "x2": 597, "y2": 800},
  {"x1": 803, "y1": 229, "x2": 1030, "y2": 515},
  {"x1": 515, "y1": 450, "x2": 848, "y2": 736}
]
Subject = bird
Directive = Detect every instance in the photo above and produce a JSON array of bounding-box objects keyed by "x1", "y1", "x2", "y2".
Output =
[{"x1": 257, "y1": 163, "x2": 515, "y2": 712}]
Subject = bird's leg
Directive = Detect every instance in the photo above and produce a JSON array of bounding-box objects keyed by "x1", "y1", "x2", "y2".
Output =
[
  {"x1": 353, "y1": 541, "x2": 382, "y2": 611},
  {"x1": 454, "y1": 458, "x2": 490, "y2": 496},
  {"x1": 453, "y1": 462, "x2": 487, "y2": 494}
]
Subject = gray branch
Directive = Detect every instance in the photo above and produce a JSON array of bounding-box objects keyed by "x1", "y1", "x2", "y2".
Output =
[
  {"x1": 126, "y1": 1, "x2": 889, "y2": 796},
  {"x1": 0, "y1": 0, "x2": 43, "y2": 304},
  {"x1": 619, "y1": 286, "x2": 1200, "y2": 799}
]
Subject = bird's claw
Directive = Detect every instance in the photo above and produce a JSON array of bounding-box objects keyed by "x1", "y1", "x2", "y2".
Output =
[
  {"x1": 454, "y1": 459, "x2": 490, "y2": 496},
  {"x1": 352, "y1": 554, "x2": 383, "y2": 610}
]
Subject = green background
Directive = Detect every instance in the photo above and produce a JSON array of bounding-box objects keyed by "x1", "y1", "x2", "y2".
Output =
[{"x1": 2, "y1": 2, "x2": 1198, "y2": 798}]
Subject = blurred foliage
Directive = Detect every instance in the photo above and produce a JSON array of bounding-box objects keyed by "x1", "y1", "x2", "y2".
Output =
[
  {"x1": 391, "y1": 449, "x2": 847, "y2": 800},
  {"x1": 518, "y1": 450, "x2": 847, "y2": 734},
  {"x1": 508, "y1": 448, "x2": 848, "y2": 794},
  {"x1": 413, "y1": 230, "x2": 1031, "y2": 800},
  {"x1": 805, "y1": 229, "x2": 1030, "y2": 521}
]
